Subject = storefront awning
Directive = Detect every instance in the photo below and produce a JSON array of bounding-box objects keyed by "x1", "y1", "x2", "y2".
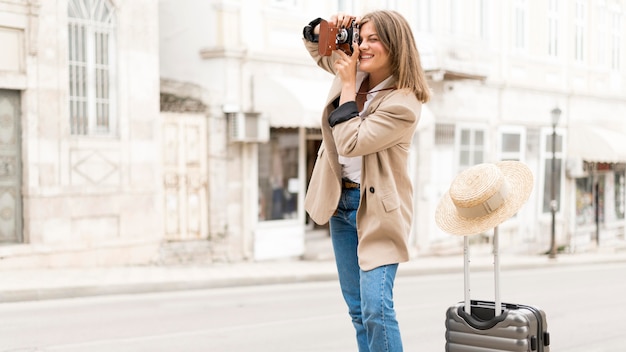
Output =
[
  {"x1": 253, "y1": 75, "x2": 332, "y2": 128},
  {"x1": 568, "y1": 125, "x2": 626, "y2": 163},
  {"x1": 253, "y1": 75, "x2": 436, "y2": 130}
]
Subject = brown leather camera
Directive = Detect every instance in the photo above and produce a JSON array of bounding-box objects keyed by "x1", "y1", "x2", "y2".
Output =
[{"x1": 318, "y1": 18, "x2": 359, "y2": 56}]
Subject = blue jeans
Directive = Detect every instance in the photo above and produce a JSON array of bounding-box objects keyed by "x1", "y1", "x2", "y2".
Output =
[{"x1": 329, "y1": 187, "x2": 403, "y2": 352}]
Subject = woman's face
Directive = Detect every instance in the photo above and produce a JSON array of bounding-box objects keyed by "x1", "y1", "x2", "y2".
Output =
[{"x1": 357, "y1": 21, "x2": 391, "y2": 78}]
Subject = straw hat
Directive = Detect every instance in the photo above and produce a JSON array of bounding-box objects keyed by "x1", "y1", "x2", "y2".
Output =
[{"x1": 435, "y1": 161, "x2": 533, "y2": 236}]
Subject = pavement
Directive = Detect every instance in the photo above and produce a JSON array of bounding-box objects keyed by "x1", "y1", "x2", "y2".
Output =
[{"x1": 1, "y1": 234, "x2": 626, "y2": 303}]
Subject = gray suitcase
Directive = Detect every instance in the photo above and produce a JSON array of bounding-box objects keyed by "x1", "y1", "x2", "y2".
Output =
[{"x1": 445, "y1": 227, "x2": 550, "y2": 351}]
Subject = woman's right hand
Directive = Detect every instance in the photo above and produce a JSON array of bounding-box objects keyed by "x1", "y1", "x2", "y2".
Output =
[
  {"x1": 328, "y1": 13, "x2": 360, "y2": 105},
  {"x1": 334, "y1": 40, "x2": 359, "y2": 106}
]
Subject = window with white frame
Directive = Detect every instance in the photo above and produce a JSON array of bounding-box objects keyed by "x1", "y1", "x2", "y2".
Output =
[
  {"x1": 574, "y1": 0, "x2": 586, "y2": 63},
  {"x1": 610, "y1": 10, "x2": 622, "y2": 70},
  {"x1": 596, "y1": 4, "x2": 609, "y2": 67},
  {"x1": 456, "y1": 125, "x2": 486, "y2": 171},
  {"x1": 478, "y1": 0, "x2": 491, "y2": 41},
  {"x1": 498, "y1": 127, "x2": 526, "y2": 219},
  {"x1": 68, "y1": 0, "x2": 116, "y2": 136},
  {"x1": 416, "y1": 0, "x2": 432, "y2": 32},
  {"x1": 499, "y1": 127, "x2": 526, "y2": 161},
  {"x1": 547, "y1": 0, "x2": 559, "y2": 57},
  {"x1": 449, "y1": 0, "x2": 461, "y2": 34},
  {"x1": 512, "y1": 0, "x2": 527, "y2": 52}
]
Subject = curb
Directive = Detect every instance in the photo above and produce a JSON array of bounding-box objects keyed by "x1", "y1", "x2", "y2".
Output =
[{"x1": 2, "y1": 252, "x2": 626, "y2": 303}]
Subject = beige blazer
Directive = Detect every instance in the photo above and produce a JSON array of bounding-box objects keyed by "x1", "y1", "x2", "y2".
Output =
[{"x1": 303, "y1": 40, "x2": 422, "y2": 271}]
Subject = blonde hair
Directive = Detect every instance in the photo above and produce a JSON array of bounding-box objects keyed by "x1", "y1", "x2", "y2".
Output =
[{"x1": 360, "y1": 10, "x2": 431, "y2": 103}]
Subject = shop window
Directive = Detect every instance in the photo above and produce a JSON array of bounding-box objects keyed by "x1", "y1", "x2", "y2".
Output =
[
  {"x1": 258, "y1": 128, "x2": 299, "y2": 221},
  {"x1": 597, "y1": 175, "x2": 605, "y2": 223},
  {"x1": 575, "y1": 177, "x2": 594, "y2": 226},
  {"x1": 615, "y1": 171, "x2": 625, "y2": 220}
]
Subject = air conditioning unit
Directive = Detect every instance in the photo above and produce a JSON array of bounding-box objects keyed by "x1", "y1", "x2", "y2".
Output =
[{"x1": 228, "y1": 112, "x2": 269, "y2": 143}]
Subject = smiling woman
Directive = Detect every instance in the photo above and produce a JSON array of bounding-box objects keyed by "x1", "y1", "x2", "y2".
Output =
[
  {"x1": 301, "y1": 10, "x2": 430, "y2": 352},
  {"x1": 353, "y1": 20, "x2": 391, "y2": 88}
]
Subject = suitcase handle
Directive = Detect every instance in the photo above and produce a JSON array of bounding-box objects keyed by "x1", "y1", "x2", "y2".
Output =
[{"x1": 464, "y1": 226, "x2": 502, "y2": 316}]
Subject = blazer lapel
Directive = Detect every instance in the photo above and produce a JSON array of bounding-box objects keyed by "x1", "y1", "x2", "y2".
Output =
[{"x1": 361, "y1": 78, "x2": 398, "y2": 117}]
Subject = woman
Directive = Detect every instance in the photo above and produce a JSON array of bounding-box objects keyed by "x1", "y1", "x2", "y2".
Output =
[{"x1": 302, "y1": 10, "x2": 430, "y2": 352}]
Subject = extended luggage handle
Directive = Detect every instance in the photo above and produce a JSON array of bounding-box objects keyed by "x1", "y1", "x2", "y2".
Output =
[{"x1": 464, "y1": 226, "x2": 502, "y2": 316}]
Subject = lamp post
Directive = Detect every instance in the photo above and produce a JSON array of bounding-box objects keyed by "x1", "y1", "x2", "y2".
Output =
[{"x1": 549, "y1": 107, "x2": 561, "y2": 259}]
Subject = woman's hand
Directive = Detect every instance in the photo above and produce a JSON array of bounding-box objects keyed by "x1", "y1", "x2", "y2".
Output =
[
  {"x1": 334, "y1": 39, "x2": 360, "y2": 106},
  {"x1": 329, "y1": 12, "x2": 355, "y2": 28},
  {"x1": 328, "y1": 13, "x2": 361, "y2": 105},
  {"x1": 334, "y1": 44, "x2": 359, "y2": 83}
]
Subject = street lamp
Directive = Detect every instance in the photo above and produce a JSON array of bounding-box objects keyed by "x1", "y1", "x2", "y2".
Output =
[{"x1": 549, "y1": 107, "x2": 561, "y2": 259}]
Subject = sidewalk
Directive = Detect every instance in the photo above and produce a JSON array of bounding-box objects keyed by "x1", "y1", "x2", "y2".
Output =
[{"x1": 2, "y1": 243, "x2": 626, "y2": 303}]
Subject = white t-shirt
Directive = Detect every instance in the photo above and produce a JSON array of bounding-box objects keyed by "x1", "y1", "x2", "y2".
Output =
[{"x1": 339, "y1": 75, "x2": 394, "y2": 183}]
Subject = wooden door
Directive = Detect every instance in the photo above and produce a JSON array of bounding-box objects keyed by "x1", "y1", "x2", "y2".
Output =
[{"x1": 162, "y1": 113, "x2": 208, "y2": 240}]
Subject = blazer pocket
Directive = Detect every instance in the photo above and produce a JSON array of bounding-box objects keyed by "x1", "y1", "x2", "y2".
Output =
[{"x1": 381, "y1": 192, "x2": 400, "y2": 212}]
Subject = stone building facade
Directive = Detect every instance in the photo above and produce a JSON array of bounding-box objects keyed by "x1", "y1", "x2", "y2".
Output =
[
  {"x1": 160, "y1": 0, "x2": 626, "y2": 262},
  {"x1": 0, "y1": 0, "x2": 162, "y2": 268},
  {"x1": 2, "y1": 0, "x2": 625, "y2": 269}
]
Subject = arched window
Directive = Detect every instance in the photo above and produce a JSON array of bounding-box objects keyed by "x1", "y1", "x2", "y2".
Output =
[{"x1": 68, "y1": 0, "x2": 116, "y2": 135}]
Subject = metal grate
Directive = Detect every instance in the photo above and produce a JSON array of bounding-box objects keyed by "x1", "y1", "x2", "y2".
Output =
[{"x1": 435, "y1": 123, "x2": 455, "y2": 146}]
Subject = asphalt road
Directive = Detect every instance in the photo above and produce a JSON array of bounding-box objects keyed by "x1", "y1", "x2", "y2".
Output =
[{"x1": 1, "y1": 262, "x2": 625, "y2": 351}]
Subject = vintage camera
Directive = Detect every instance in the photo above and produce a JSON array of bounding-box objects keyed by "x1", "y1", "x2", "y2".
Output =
[{"x1": 318, "y1": 18, "x2": 359, "y2": 56}]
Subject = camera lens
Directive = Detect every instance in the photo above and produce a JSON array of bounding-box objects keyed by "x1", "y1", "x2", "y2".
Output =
[{"x1": 336, "y1": 29, "x2": 349, "y2": 43}]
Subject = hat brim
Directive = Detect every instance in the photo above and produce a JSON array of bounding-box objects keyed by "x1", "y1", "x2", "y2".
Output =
[{"x1": 435, "y1": 161, "x2": 534, "y2": 236}]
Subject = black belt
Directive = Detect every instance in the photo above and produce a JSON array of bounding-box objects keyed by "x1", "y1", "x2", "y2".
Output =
[{"x1": 342, "y1": 179, "x2": 360, "y2": 189}]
